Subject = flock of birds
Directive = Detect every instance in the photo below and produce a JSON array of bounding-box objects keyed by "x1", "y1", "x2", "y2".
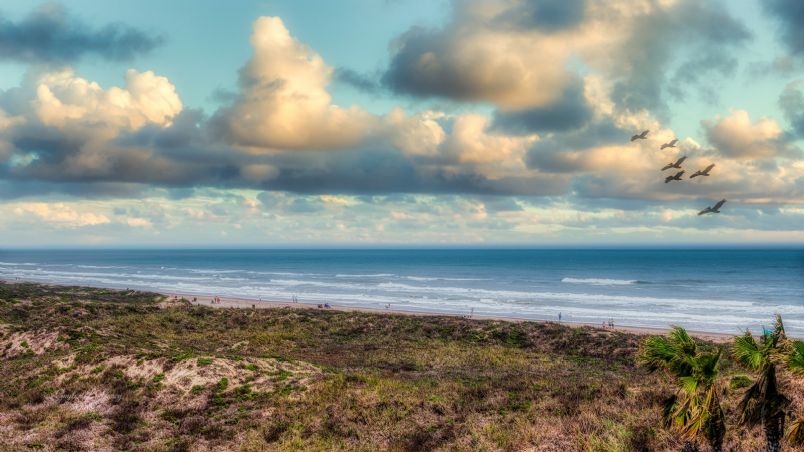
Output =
[{"x1": 630, "y1": 130, "x2": 726, "y2": 216}]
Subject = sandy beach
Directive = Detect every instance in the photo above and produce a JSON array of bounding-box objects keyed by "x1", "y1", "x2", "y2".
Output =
[{"x1": 167, "y1": 291, "x2": 735, "y2": 342}]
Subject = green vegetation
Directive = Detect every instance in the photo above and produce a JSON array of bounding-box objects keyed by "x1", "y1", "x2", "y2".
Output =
[
  {"x1": 640, "y1": 318, "x2": 804, "y2": 451},
  {"x1": 0, "y1": 281, "x2": 802, "y2": 451}
]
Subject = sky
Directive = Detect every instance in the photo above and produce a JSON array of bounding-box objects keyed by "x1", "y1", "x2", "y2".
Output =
[{"x1": 0, "y1": 0, "x2": 802, "y2": 247}]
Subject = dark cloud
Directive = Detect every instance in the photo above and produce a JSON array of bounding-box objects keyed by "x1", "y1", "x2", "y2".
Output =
[
  {"x1": 763, "y1": 0, "x2": 804, "y2": 56},
  {"x1": 611, "y1": 1, "x2": 751, "y2": 115},
  {"x1": 382, "y1": 26, "x2": 473, "y2": 101},
  {"x1": 492, "y1": 80, "x2": 592, "y2": 134},
  {"x1": 333, "y1": 67, "x2": 382, "y2": 94},
  {"x1": 0, "y1": 4, "x2": 162, "y2": 64},
  {"x1": 667, "y1": 52, "x2": 739, "y2": 104},
  {"x1": 493, "y1": 0, "x2": 587, "y2": 31},
  {"x1": 779, "y1": 81, "x2": 804, "y2": 137},
  {"x1": 526, "y1": 118, "x2": 625, "y2": 173}
]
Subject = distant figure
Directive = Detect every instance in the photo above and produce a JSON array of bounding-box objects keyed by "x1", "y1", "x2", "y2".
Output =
[
  {"x1": 660, "y1": 139, "x2": 678, "y2": 150},
  {"x1": 602, "y1": 321, "x2": 607, "y2": 328},
  {"x1": 470, "y1": 307, "x2": 474, "y2": 318},
  {"x1": 317, "y1": 304, "x2": 323, "y2": 309},
  {"x1": 608, "y1": 319, "x2": 614, "y2": 328},
  {"x1": 664, "y1": 170, "x2": 684, "y2": 183},
  {"x1": 324, "y1": 303, "x2": 331, "y2": 309},
  {"x1": 252, "y1": 304, "x2": 256, "y2": 309},
  {"x1": 558, "y1": 312, "x2": 562, "y2": 323},
  {"x1": 698, "y1": 199, "x2": 727, "y2": 216},
  {"x1": 661, "y1": 156, "x2": 687, "y2": 171},
  {"x1": 690, "y1": 164, "x2": 715, "y2": 179},
  {"x1": 631, "y1": 130, "x2": 649, "y2": 141}
]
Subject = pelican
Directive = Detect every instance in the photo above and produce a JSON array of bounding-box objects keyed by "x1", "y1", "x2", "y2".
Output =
[
  {"x1": 698, "y1": 199, "x2": 726, "y2": 216},
  {"x1": 660, "y1": 139, "x2": 678, "y2": 150},
  {"x1": 664, "y1": 170, "x2": 684, "y2": 183},
  {"x1": 631, "y1": 130, "x2": 649, "y2": 141},
  {"x1": 661, "y1": 156, "x2": 687, "y2": 171},
  {"x1": 690, "y1": 164, "x2": 715, "y2": 179}
]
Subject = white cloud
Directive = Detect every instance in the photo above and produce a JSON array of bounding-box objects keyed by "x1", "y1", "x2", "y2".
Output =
[
  {"x1": 33, "y1": 68, "x2": 182, "y2": 132},
  {"x1": 214, "y1": 17, "x2": 376, "y2": 150},
  {"x1": 703, "y1": 110, "x2": 785, "y2": 159},
  {"x1": 13, "y1": 202, "x2": 110, "y2": 228}
]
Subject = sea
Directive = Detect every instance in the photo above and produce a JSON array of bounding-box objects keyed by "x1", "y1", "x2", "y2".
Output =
[{"x1": 1, "y1": 248, "x2": 802, "y2": 337}]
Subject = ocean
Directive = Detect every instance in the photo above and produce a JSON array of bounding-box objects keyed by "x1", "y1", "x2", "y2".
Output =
[{"x1": 1, "y1": 248, "x2": 802, "y2": 336}]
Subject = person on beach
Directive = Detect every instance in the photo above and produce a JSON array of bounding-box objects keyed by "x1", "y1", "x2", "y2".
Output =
[
  {"x1": 324, "y1": 303, "x2": 331, "y2": 309},
  {"x1": 558, "y1": 312, "x2": 562, "y2": 323}
]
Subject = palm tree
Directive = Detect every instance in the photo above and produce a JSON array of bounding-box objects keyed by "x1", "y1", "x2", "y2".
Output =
[
  {"x1": 640, "y1": 327, "x2": 726, "y2": 451},
  {"x1": 732, "y1": 316, "x2": 790, "y2": 452},
  {"x1": 785, "y1": 339, "x2": 804, "y2": 446}
]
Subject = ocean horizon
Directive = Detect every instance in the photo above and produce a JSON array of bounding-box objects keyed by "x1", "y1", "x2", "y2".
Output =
[{"x1": 1, "y1": 248, "x2": 802, "y2": 337}]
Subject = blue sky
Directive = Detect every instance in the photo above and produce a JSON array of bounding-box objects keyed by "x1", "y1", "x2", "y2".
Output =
[{"x1": 0, "y1": 0, "x2": 802, "y2": 246}]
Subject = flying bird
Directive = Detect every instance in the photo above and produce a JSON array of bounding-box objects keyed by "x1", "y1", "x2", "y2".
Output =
[
  {"x1": 690, "y1": 164, "x2": 715, "y2": 179},
  {"x1": 631, "y1": 130, "x2": 649, "y2": 141},
  {"x1": 660, "y1": 139, "x2": 678, "y2": 150},
  {"x1": 664, "y1": 170, "x2": 684, "y2": 183},
  {"x1": 698, "y1": 199, "x2": 726, "y2": 216},
  {"x1": 661, "y1": 156, "x2": 687, "y2": 171}
]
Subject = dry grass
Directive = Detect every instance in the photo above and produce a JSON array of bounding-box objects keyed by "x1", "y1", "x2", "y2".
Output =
[{"x1": 0, "y1": 282, "x2": 801, "y2": 451}]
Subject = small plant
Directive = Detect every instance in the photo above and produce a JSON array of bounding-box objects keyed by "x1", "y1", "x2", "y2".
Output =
[
  {"x1": 197, "y1": 357, "x2": 213, "y2": 367},
  {"x1": 152, "y1": 373, "x2": 165, "y2": 383},
  {"x1": 190, "y1": 385, "x2": 204, "y2": 395},
  {"x1": 729, "y1": 375, "x2": 751, "y2": 390},
  {"x1": 216, "y1": 377, "x2": 229, "y2": 392}
]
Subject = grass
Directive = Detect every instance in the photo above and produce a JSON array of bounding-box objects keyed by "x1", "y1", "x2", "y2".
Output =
[{"x1": 0, "y1": 281, "x2": 799, "y2": 451}]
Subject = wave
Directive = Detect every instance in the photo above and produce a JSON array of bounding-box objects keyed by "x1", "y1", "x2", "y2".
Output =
[
  {"x1": 335, "y1": 273, "x2": 394, "y2": 278},
  {"x1": 561, "y1": 277, "x2": 640, "y2": 286},
  {"x1": 405, "y1": 276, "x2": 488, "y2": 282}
]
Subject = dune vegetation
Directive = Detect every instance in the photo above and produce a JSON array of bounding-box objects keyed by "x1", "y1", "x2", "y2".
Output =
[{"x1": 0, "y1": 282, "x2": 802, "y2": 451}]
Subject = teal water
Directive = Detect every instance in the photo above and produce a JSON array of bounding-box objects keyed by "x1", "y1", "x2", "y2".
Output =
[{"x1": 1, "y1": 249, "x2": 802, "y2": 336}]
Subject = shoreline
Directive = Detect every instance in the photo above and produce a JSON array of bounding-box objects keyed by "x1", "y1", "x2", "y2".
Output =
[{"x1": 167, "y1": 291, "x2": 736, "y2": 342}]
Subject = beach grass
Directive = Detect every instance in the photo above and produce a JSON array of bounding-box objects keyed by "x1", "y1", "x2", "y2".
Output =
[{"x1": 0, "y1": 282, "x2": 798, "y2": 450}]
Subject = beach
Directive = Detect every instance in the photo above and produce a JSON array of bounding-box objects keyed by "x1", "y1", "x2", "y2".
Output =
[
  {"x1": 1, "y1": 248, "x2": 802, "y2": 337},
  {"x1": 175, "y1": 292, "x2": 736, "y2": 342}
]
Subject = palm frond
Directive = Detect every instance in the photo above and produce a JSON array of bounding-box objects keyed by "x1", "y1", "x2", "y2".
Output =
[
  {"x1": 772, "y1": 314, "x2": 786, "y2": 342},
  {"x1": 733, "y1": 333, "x2": 764, "y2": 370},
  {"x1": 788, "y1": 340, "x2": 804, "y2": 374},
  {"x1": 788, "y1": 417, "x2": 804, "y2": 446}
]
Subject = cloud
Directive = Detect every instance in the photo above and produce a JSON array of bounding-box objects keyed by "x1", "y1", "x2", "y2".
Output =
[
  {"x1": 27, "y1": 68, "x2": 181, "y2": 131},
  {"x1": 333, "y1": 67, "x2": 382, "y2": 94},
  {"x1": 0, "y1": 10, "x2": 800, "y2": 217},
  {"x1": 779, "y1": 80, "x2": 804, "y2": 137},
  {"x1": 211, "y1": 17, "x2": 376, "y2": 150},
  {"x1": 492, "y1": 78, "x2": 592, "y2": 134},
  {"x1": 13, "y1": 202, "x2": 110, "y2": 227},
  {"x1": 703, "y1": 110, "x2": 789, "y2": 160},
  {"x1": 0, "y1": 3, "x2": 162, "y2": 64},
  {"x1": 382, "y1": 0, "x2": 750, "y2": 119},
  {"x1": 493, "y1": 0, "x2": 587, "y2": 32},
  {"x1": 608, "y1": 1, "x2": 751, "y2": 115},
  {"x1": 763, "y1": 0, "x2": 804, "y2": 57}
]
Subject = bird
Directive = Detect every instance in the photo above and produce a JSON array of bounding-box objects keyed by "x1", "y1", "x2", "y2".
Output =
[
  {"x1": 631, "y1": 130, "x2": 649, "y2": 141},
  {"x1": 661, "y1": 156, "x2": 687, "y2": 171},
  {"x1": 690, "y1": 164, "x2": 715, "y2": 179},
  {"x1": 664, "y1": 170, "x2": 684, "y2": 183},
  {"x1": 698, "y1": 199, "x2": 726, "y2": 216},
  {"x1": 660, "y1": 139, "x2": 678, "y2": 150}
]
